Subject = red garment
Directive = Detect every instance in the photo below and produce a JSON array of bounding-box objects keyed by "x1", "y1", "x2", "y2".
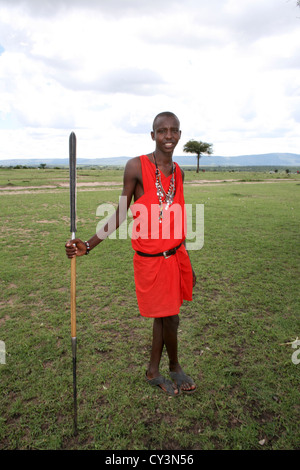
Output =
[{"x1": 130, "y1": 155, "x2": 193, "y2": 318}]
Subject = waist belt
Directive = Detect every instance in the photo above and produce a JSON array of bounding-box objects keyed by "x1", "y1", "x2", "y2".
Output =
[{"x1": 136, "y1": 242, "x2": 182, "y2": 259}]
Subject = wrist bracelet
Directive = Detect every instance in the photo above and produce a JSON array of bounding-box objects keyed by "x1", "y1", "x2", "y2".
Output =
[{"x1": 84, "y1": 241, "x2": 90, "y2": 255}]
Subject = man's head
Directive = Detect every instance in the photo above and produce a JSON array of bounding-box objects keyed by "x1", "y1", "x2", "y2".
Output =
[
  {"x1": 151, "y1": 112, "x2": 181, "y2": 155},
  {"x1": 152, "y1": 111, "x2": 180, "y2": 131}
]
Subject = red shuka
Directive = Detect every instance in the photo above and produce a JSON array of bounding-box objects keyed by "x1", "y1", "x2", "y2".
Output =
[{"x1": 130, "y1": 155, "x2": 193, "y2": 318}]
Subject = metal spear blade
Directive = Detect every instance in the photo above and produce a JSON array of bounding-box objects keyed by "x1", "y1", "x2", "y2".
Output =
[{"x1": 69, "y1": 132, "x2": 77, "y2": 236}]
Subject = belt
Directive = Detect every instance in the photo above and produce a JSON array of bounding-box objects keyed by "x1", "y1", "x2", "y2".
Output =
[{"x1": 136, "y1": 242, "x2": 182, "y2": 259}]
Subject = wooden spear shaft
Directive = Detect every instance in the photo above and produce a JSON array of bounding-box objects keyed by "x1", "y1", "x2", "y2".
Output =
[{"x1": 69, "y1": 132, "x2": 78, "y2": 436}]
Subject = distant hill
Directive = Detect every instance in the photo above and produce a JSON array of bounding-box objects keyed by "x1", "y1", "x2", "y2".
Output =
[
  {"x1": 0, "y1": 153, "x2": 300, "y2": 167},
  {"x1": 182, "y1": 153, "x2": 300, "y2": 167},
  {"x1": 0, "y1": 156, "x2": 131, "y2": 167}
]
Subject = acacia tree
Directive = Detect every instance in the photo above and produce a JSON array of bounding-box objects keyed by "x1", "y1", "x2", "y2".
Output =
[{"x1": 183, "y1": 140, "x2": 213, "y2": 173}]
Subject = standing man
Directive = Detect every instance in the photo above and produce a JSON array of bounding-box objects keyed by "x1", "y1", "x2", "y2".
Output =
[{"x1": 66, "y1": 112, "x2": 196, "y2": 395}]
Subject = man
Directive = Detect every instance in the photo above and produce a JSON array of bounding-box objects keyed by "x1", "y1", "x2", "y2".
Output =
[{"x1": 65, "y1": 112, "x2": 196, "y2": 395}]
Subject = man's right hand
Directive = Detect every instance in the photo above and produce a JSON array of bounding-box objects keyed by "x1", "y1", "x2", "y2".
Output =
[{"x1": 65, "y1": 239, "x2": 87, "y2": 258}]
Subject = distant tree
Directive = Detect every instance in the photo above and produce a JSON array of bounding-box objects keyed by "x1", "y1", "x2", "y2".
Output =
[
  {"x1": 183, "y1": 140, "x2": 213, "y2": 173},
  {"x1": 39, "y1": 163, "x2": 47, "y2": 169}
]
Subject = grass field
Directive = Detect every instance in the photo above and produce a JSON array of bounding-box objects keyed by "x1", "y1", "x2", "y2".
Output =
[{"x1": 0, "y1": 167, "x2": 299, "y2": 450}]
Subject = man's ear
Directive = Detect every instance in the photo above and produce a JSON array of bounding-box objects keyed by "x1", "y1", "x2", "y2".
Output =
[{"x1": 151, "y1": 131, "x2": 155, "y2": 141}]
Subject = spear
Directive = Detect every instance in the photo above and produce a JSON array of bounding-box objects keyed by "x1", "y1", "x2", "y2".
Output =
[{"x1": 69, "y1": 131, "x2": 78, "y2": 435}]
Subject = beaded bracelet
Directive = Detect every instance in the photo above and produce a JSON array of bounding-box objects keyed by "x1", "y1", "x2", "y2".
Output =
[{"x1": 84, "y1": 241, "x2": 90, "y2": 255}]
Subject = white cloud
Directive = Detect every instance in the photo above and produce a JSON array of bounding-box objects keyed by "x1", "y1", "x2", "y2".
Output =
[{"x1": 0, "y1": 0, "x2": 299, "y2": 160}]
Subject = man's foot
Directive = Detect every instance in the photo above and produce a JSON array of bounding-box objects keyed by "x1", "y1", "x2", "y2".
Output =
[
  {"x1": 145, "y1": 372, "x2": 179, "y2": 396},
  {"x1": 169, "y1": 370, "x2": 196, "y2": 394}
]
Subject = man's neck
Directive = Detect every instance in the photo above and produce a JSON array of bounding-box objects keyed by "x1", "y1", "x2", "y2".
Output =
[{"x1": 153, "y1": 149, "x2": 173, "y2": 166}]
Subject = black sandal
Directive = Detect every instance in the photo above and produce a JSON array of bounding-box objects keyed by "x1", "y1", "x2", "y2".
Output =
[
  {"x1": 145, "y1": 372, "x2": 180, "y2": 396},
  {"x1": 169, "y1": 370, "x2": 196, "y2": 394}
]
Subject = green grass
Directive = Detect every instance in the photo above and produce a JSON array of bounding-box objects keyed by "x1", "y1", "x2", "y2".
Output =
[
  {"x1": 0, "y1": 168, "x2": 299, "y2": 450},
  {"x1": 0, "y1": 167, "x2": 124, "y2": 188}
]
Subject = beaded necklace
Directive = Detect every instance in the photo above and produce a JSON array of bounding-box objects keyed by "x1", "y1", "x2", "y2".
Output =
[{"x1": 153, "y1": 152, "x2": 176, "y2": 222}]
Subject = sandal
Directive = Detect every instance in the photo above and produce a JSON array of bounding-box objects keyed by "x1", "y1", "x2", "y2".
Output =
[
  {"x1": 145, "y1": 372, "x2": 179, "y2": 396},
  {"x1": 169, "y1": 370, "x2": 196, "y2": 394}
]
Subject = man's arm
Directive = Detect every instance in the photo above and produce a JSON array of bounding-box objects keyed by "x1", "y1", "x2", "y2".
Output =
[
  {"x1": 181, "y1": 167, "x2": 197, "y2": 286},
  {"x1": 89, "y1": 157, "x2": 141, "y2": 246},
  {"x1": 180, "y1": 167, "x2": 185, "y2": 183},
  {"x1": 65, "y1": 157, "x2": 142, "y2": 258}
]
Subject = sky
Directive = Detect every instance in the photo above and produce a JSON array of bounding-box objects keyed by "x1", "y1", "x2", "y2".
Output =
[{"x1": 0, "y1": 0, "x2": 300, "y2": 160}]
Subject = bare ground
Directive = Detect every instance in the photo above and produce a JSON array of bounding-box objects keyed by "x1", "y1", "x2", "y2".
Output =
[{"x1": 0, "y1": 178, "x2": 296, "y2": 195}]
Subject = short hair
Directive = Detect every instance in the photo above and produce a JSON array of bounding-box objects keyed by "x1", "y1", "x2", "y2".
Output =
[{"x1": 152, "y1": 112, "x2": 180, "y2": 131}]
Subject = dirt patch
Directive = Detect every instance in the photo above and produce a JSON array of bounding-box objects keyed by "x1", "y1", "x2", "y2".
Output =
[
  {"x1": 58, "y1": 181, "x2": 122, "y2": 187},
  {"x1": 36, "y1": 220, "x2": 58, "y2": 224},
  {"x1": 0, "y1": 187, "x2": 122, "y2": 195},
  {"x1": 187, "y1": 179, "x2": 296, "y2": 186},
  {"x1": 188, "y1": 179, "x2": 237, "y2": 184},
  {"x1": 0, "y1": 314, "x2": 10, "y2": 326},
  {"x1": 0, "y1": 185, "x2": 57, "y2": 191},
  {"x1": 0, "y1": 182, "x2": 122, "y2": 191},
  {"x1": 0, "y1": 179, "x2": 295, "y2": 194}
]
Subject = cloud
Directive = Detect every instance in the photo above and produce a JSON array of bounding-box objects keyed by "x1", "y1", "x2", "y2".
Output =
[
  {"x1": 0, "y1": 0, "x2": 299, "y2": 160},
  {"x1": 99, "y1": 68, "x2": 165, "y2": 95},
  {"x1": 222, "y1": 0, "x2": 299, "y2": 41},
  {"x1": 56, "y1": 67, "x2": 165, "y2": 95},
  {"x1": 0, "y1": 0, "x2": 184, "y2": 18},
  {"x1": 141, "y1": 26, "x2": 228, "y2": 50}
]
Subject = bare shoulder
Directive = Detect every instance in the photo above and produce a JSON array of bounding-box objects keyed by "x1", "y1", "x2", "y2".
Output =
[
  {"x1": 124, "y1": 156, "x2": 142, "y2": 174},
  {"x1": 177, "y1": 164, "x2": 184, "y2": 182},
  {"x1": 123, "y1": 156, "x2": 142, "y2": 185}
]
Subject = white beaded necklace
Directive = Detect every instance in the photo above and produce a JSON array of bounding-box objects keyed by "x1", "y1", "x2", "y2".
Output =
[{"x1": 153, "y1": 152, "x2": 176, "y2": 222}]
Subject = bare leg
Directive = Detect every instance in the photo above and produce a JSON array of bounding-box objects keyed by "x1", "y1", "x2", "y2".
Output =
[
  {"x1": 163, "y1": 315, "x2": 196, "y2": 393},
  {"x1": 146, "y1": 318, "x2": 178, "y2": 394},
  {"x1": 146, "y1": 315, "x2": 195, "y2": 393},
  {"x1": 162, "y1": 315, "x2": 180, "y2": 371},
  {"x1": 147, "y1": 318, "x2": 164, "y2": 378}
]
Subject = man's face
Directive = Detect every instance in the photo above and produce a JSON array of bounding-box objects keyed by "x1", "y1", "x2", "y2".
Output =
[{"x1": 151, "y1": 115, "x2": 181, "y2": 155}]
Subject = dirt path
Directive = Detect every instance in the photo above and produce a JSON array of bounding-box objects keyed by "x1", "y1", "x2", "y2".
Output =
[
  {"x1": 0, "y1": 181, "x2": 123, "y2": 194},
  {"x1": 0, "y1": 181, "x2": 122, "y2": 191},
  {"x1": 0, "y1": 178, "x2": 296, "y2": 195}
]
